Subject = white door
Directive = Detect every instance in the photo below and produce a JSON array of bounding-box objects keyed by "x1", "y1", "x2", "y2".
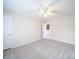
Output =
[
  {"x1": 42, "y1": 23, "x2": 50, "y2": 39},
  {"x1": 3, "y1": 15, "x2": 13, "y2": 50}
]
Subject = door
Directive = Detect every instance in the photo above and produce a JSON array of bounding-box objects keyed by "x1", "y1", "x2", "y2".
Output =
[
  {"x1": 42, "y1": 23, "x2": 50, "y2": 39},
  {"x1": 3, "y1": 15, "x2": 13, "y2": 50}
]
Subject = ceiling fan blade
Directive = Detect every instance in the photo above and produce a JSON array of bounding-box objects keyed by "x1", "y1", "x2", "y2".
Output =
[{"x1": 51, "y1": 10, "x2": 64, "y2": 13}]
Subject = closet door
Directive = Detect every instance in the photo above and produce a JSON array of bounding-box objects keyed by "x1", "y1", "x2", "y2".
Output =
[{"x1": 3, "y1": 15, "x2": 13, "y2": 50}]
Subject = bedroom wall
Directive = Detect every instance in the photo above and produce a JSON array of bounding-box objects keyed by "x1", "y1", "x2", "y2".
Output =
[
  {"x1": 43, "y1": 15, "x2": 75, "y2": 44},
  {"x1": 12, "y1": 14, "x2": 42, "y2": 48},
  {"x1": 4, "y1": 13, "x2": 42, "y2": 48}
]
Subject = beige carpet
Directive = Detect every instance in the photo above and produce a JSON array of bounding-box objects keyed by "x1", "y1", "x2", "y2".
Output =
[{"x1": 3, "y1": 39, "x2": 75, "y2": 59}]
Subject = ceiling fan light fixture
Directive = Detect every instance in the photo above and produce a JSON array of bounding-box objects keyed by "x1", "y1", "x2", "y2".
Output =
[{"x1": 44, "y1": 13, "x2": 48, "y2": 17}]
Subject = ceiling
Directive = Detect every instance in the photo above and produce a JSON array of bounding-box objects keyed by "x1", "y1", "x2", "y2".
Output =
[{"x1": 3, "y1": 0, "x2": 75, "y2": 18}]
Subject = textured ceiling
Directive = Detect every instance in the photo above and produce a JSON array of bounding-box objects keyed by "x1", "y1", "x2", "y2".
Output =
[{"x1": 3, "y1": 0, "x2": 75, "y2": 18}]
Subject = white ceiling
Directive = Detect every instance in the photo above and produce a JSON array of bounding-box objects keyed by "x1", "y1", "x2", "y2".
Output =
[{"x1": 3, "y1": 0, "x2": 75, "y2": 18}]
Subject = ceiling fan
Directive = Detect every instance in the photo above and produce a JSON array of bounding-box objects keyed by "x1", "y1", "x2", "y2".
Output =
[
  {"x1": 38, "y1": 0, "x2": 56, "y2": 17},
  {"x1": 38, "y1": 6, "x2": 56, "y2": 17}
]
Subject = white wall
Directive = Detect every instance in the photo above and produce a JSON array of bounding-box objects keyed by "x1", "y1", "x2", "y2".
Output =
[
  {"x1": 12, "y1": 15, "x2": 42, "y2": 48},
  {"x1": 44, "y1": 16, "x2": 75, "y2": 44},
  {"x1": 3, "y1": 13, "x2": 42, "y2": 48}
]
